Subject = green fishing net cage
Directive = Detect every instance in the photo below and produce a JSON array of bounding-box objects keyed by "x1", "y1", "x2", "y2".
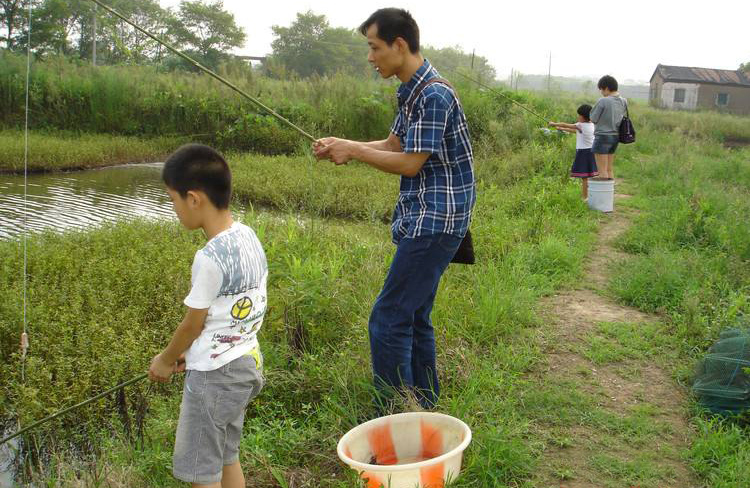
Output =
[{"x1": 693, "y1": 326, "x2": 750, "y2": 415}]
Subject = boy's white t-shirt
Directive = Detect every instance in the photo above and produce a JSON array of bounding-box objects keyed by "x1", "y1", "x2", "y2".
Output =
[
  {"x1": 575, "y1": 122, "x2": 595, "y2": 149},
  {"x1": 183, "y1": 222, "x2": 268, "y2": 371}
]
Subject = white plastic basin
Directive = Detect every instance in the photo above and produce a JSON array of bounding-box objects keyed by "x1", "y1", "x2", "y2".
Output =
[{"x1": 337, "y1": 412, "x2": 472, "y2": 488}]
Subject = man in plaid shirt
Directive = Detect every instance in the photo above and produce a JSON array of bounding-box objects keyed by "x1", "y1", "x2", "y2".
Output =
[{"x1": 314, "y1": 8, "x2": 475, "y2": 410}]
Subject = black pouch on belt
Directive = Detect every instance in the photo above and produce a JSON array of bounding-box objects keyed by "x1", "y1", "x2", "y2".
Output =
[{"x1": 450, "y1": 229, "x2": 475, "y2": 265}]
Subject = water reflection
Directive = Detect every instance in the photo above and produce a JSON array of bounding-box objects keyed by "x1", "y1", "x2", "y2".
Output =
[
  {"x1": 0, "y1": 163, "x2": 175, "y2": 239},
  {"x1": 0, "y1": 424, "x2": 17, "y2": 488}
]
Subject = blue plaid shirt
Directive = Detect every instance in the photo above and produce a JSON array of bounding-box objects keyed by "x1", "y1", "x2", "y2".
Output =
[{"x1": 390, "y1": 59, "x2": 476, "y2": 244}]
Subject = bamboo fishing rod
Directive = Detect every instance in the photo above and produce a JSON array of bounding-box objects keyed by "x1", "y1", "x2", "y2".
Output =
[
  {"x1": 86, "y1": 0, "x2": 316, "y2": 142},
  {"x1": 0, "y1": 356, "x2": 190, "y2": 446},
  {"x1": 451, "y1": 69, "x2": 550, "y2": 124},
  {"x1": 1, "y1": 373, "x2": 147, "y2": 446}
]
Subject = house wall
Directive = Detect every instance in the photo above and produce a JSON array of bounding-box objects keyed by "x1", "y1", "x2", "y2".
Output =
[
  {"x1": 697, "y1": 84, "x2": 750, "y2": 115},
  {"x1": 649, "y1": 75, "x2": 663, "y2": 106},
  {"x1": 660, "y1": 82, "x2": 700, "y2": 110}
]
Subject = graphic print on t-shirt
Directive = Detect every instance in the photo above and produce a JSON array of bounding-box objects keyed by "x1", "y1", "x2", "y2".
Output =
[
  {"x1": 231, "y1": 296, "x2": 253, "y2": 320},
  {"x1": 184, "y1": 222, "x2": 268, "y2": 370}
]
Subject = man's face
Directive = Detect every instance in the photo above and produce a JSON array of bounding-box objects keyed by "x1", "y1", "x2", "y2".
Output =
[{"x1": 366, "y1": 24, "x2": 402, "y2": 79}]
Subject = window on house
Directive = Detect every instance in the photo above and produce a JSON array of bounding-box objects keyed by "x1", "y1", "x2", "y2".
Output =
[
  {"x1": 674, "y1": 88, "x2": 685, "y2": 103},
  {"x1": 717, "y1": 93, "x2": 729, "y2": 106}
]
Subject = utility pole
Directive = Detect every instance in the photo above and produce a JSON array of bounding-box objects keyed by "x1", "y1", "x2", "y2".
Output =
[
  {"x1": 547, "y1": 51, "x2": 552, "y2": 92},
  {"x1": 92, "y1": 4, "x2": 97, "y2": 66}
]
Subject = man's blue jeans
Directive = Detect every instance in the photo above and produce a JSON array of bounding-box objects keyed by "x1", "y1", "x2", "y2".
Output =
[{"x1": 368, "y1": 233, "x2": 462, "y2": 409}]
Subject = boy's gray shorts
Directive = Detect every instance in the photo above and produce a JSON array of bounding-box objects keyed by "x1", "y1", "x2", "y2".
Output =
[{"x1": 172, "y1": 354, "x2": 263, "y2": 484}]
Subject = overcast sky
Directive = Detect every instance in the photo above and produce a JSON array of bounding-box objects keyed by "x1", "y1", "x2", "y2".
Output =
[{"x1": 161, "y1": 0, "x2": 748, "y2": 83}]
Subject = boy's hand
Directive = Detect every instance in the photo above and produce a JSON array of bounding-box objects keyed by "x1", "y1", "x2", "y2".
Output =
[
  {"x1": 174, "y1": 354, "x2": 187, "y2": 373},
  {"x1": 148, "y1": 353, "x2": 175, "y2": 383}
]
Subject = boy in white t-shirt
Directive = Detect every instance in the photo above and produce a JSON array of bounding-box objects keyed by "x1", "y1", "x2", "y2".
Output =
[
  {"x1": 148, "y1": 144, "x2": 267, "y2": 488},
  {"x1": 550, "y1": 104, "x2": 598, "y2": 199}
]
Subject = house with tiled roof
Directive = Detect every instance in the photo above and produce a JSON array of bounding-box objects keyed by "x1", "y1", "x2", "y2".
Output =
[{"x1": 649, "y1": 64, "x2": 750, "y2": 115}]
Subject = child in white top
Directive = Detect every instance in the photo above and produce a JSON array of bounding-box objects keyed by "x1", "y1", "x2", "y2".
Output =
[
  {"x1": 148, "y1": 144, "x2": 267, "y2": 488},
  {"x1": 550, "y1": 104, "x2": 598, "y2": 199}
]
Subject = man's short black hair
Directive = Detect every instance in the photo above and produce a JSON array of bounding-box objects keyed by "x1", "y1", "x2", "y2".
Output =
[
  {"x1": 162, "y1": 144, "x2": 231, "y2": 209},
  {"x1": 577, "y1": 104, "x2": 592, "y2": 121},
  {"x1": 359, "y1": 8, "x2": 420, "y2": 54},
  {"x1": 597, "y1": 75, "x2": 618, "y2": 92}
]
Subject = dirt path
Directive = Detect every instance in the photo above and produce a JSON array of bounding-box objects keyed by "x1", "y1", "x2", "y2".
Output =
[{"x1": 530, "y1": 192, "x2": 699, "y2": 488}]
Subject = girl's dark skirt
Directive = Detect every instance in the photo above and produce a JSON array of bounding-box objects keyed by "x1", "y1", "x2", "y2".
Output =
[{"x1": 571, "y1": 148, "x2": 598, "y2": 178}]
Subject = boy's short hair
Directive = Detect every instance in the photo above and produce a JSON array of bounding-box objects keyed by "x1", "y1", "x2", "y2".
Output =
[
  {"x1": 577, "y1": 104, "x2": 592, "y2": 121},
  {"x1": 359, "y1": 8, "x2": 420, "y2": 54},
  {"x1": 162, "y1": 144, "x2": 231, "y2": 209},
  {"x1": 597, "y1": 75, "x2": 618, "y2": 92}
]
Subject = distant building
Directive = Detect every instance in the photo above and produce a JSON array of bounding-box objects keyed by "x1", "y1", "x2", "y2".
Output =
[
  {"x1": 649, "y1": 64, "x2": 750, "y2": 115},
  {"x1": 235, "y1": 55, "x2": 267, "y2": 65}
]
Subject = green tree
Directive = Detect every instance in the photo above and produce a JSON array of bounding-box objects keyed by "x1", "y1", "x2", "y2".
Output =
[
  {"x1": 166, "y1": 0, "x2": 245, "y2": 69},
  {"x1": 1, "y1": 0, "x2": 24, "y2": 49},
  {"x1": 740, "y1": 61, "x2": 749, "y2": 73},
  {"x1": 22, "y1": 0, "x2": 86, "y2": 56},
  {"x1": 78, "y1": 0, "x2": 174, "y2": 64},
  {"x1": 423, "y1": 45, "x2": 496, "y2": 82},
  {"x1": 268, "y1": 10, "x2": 368, "y2": 78}
]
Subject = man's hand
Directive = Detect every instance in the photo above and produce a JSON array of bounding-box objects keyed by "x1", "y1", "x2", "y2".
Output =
[
  {"x1": 313, "y1": 137, "x2": 356, "y2": 165},
  {"x1": 148, "y1": 353, "x2": 175, "y2": 383}
]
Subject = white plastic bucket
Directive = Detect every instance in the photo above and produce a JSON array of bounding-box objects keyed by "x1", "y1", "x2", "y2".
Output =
[
  {"x1": 337, "y1": 412, "x2": 472, "y2": 488},
  {"x1": 588, "y1": 178, "x2": 614, "y2": 213}
]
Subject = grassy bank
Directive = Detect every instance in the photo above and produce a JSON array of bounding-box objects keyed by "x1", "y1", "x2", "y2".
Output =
[
  {"x1": 1, "y1": 85, "x2": 749, "y2": 486},
  {"x1": 0, "y1": 133, "x2": 597, "y2": 486},
  {"x1": 609, "y1": 127, "x2": 750, "y2": 485},
  {"x1": 2, "y1": 52, "x2": 543, "y2": 155},
  {"x1": 0, "y1": 130, "x2": 183, "y2": 173}
]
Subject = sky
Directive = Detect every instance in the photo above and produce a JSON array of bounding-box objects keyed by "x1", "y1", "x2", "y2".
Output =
[{"x1": 160, "y1": 0, "x2": 748, "y2": 84}]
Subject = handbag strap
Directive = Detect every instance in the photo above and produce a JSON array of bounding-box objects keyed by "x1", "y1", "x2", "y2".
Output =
[
  {"x1": 620, "y1": 96, "x2": 630, "y2": 118},
  {"x1": 405, "y1": 77, "x2": 456, "y2": 120}
]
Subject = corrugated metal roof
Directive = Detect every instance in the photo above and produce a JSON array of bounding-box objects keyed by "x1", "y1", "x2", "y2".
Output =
[{"x1": 652, "y1": 64, "x2": 750, "y2": 87}]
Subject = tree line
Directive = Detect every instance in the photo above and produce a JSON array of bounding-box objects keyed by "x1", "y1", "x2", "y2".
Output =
[{"x1": 1, "y1": 2, "x2": 496, "y2": 79}]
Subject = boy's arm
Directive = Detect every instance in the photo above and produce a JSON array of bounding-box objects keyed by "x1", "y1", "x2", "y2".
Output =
[{"x1": 148, "y1": 307, "x2": 208, "y2": 382}]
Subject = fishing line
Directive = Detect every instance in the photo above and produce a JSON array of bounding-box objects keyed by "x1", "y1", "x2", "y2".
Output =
[
  {"x1": 20, "y1": 0, "x2": 33, "y2": 384},
  {"x1": 451, "y1": 69, "x2": 551, "y2": 123},
  {"x1": 87, "y1": 0, "x2": 316, "y2": 142}
]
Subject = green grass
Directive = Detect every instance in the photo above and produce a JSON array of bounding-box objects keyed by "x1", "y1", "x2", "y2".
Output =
[
  {"x1": 589, "y1": 452, "x2": 677, "y2": 488},
  {"x1": 610, "y1": 103, "x2": 750, "y2": 485},
  {"x1": 0, "y1": 130, "x2": 183, "y2": 172},
  {"x1": 582, "y1": 321, "x2": 674, "y2": 365},
  {"x1": 0, "y1": 134, "x2": 599, "y2": 486},
  {"x1": 1, "y1": 80, "x2": 749, "y2": 486},
  {"x1": 1, "y1": 52, "x2": 545, "y2": 156},
  {"x1": 690, "y1": 417, "x2": 750, "y2": 488}
]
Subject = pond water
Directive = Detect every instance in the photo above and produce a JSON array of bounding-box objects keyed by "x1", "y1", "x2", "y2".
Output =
[{"x1": 0, "y1": 163, "x2": 175, "y2": 240}]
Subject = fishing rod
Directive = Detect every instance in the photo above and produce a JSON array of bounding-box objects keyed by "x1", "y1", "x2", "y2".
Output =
[
  {"x1": 451, "y1": 69, "x2": 550, "y2": 124},
  {"x1": 1, "y1": 373, "x2": 146, "y2": 446},
  {"x1": 0, "y1": 357, "x2": 188, "y2": 446},
  {"x1": 86, "y1": 0, "x2": 315, "y2": 142}
]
